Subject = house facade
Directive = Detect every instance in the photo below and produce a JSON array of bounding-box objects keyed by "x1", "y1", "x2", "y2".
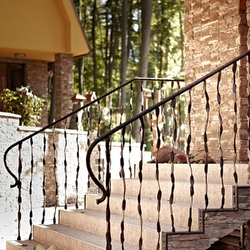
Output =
[
  {"x1": 184, "y1": 0, "x2": 249, "y2": 163},
  {"x1": 0, "y1": 0, "x2": 91, "y2": 126}
]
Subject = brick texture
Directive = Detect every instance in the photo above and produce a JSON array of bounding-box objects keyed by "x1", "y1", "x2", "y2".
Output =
[
  {"x1": 184, "y1": 0, "x2": 249, "y2": 162},
  {"x1": 54, "y1": 53, "x2": 74, "y2": 127}
]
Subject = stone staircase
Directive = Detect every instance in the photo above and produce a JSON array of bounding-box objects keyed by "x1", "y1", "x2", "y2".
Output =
[{"x1": 6, "y1": 163, "x2": 250, "y2": 250}]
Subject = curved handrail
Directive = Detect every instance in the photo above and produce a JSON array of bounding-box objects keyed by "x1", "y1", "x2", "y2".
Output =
[
  {"x1": 3, "y1": 77, "x2": 183, "y2": 188},
  {"x1": 86, "y1": 49, "x2": 250, "y2": 204}
]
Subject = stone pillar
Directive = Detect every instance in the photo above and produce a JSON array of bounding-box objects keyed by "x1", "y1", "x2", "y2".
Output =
[{"x1": 54, "y1": 53, "x2": 74, "y2": 127}]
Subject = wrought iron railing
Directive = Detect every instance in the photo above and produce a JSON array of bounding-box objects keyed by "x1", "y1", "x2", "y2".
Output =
[
  {"x1": 3, "y1": 77, "x2": 184, "y2": 241},
  {"x1": 86, "y1": 50, "x2": 250, "y2": 249}
]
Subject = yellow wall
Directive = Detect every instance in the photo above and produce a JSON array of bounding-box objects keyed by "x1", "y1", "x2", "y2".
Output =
[{"x1": 0, "y1": 0, "x2": 90, "y2": 61}]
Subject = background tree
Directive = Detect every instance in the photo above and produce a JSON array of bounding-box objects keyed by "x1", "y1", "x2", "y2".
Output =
[
  {"x1": 73, "y1": 0, "x2": 184, "y2": 141},
  {"x1": 133, "y1": 0, "x2": 152, "y2": 142}
]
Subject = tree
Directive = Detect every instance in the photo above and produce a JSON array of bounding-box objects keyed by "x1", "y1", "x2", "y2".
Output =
[
  {"x1": 73, "y1": 0, "x2": 184, "y2": 143},
  {"x1": 120, "y1": 0, "x2": 128, "y2": 110},
  {"x1": 133, "y1": 0, "x2": 152, "y2": 142}
]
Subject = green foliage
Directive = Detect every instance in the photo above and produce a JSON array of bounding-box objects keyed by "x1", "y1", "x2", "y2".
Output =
[
  {"x1": 73, "y1": 0, "x2": 184, "y2": 95},
  {"x1": 0, "y1": 87, "x2": 45, "y2": 126},
  {"x1": 73, "y1": 0, "x2": 185, "y2": 146}
]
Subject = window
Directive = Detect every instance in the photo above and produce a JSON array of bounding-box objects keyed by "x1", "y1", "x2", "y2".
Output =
[{"x1": 0, "y1": 63, "x2": 25, "y2": 111}]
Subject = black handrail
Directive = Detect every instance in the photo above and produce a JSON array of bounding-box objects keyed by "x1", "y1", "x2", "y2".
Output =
[
  {"x1": 86, "y1": 49, "x2": 250, "y2": 204},
  {"x1": 3, "y1": 77, "x2": 183, "y2": 189}
]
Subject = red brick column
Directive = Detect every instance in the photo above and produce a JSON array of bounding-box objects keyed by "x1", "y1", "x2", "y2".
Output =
[
  {"x1": 26, "y1": 60, "x2": 48, "y2": 127},
  {"x1": 54, "y1": 53, "x2": 74, "y2": 127}
]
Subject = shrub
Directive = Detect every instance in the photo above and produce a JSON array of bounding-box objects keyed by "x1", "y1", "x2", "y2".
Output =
[{"x1": 0, "y1": 87, "x2": 45, "y2": 126}]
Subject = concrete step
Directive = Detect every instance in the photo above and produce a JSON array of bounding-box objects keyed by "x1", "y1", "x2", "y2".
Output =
[
  {"x1": 86, "y1": 194, "x2": 201, "y2": 229},
  {"x1": 59, "y1": 208, "x2": 188, "y2": 249},
  {"x1": 6, "y1": 240, "x2": 50, "y2": 250},
  {"x1": 111, "y1": 179, "x2": 234, "y2": 208},
  {"x1": 137, "y1": 163, "x2": 249, "y2": 184},
  {"x1": 32, "y1": 223, "x2": 140, "y2": 250}
]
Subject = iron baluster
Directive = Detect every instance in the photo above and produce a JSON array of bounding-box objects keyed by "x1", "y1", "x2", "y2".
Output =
[
  {"x1": 128, "y1": 82, "x2": 134, "y2": 178},
  {"x1": 17, "y1": 142, "x2": 22, "y2": 240},
  {"x1": 120, "y1": 126, "x2": 126, "y2": 250},
  {"x1": 41, "y1": 134, "x2": 46, "y2": 224},
  {"x1": 52, "y1": 126, "x2": 58, "y2": 224},
  {"x1": 232, "y1": 62, "x2": 239, "y2": 185},
  {"x1": 64, "y1": 120, "x2": 68, "y2": 210},
  {"x1": 203, "y1": 80, "x2": 210, "y2": 210},
  {"x1": 87, "y1": 106, "x2": 91, "y2": 189},
  {"x1": 105, "y1": 137, "x2": 112, "y2": 250},
  {"x1": 29, "y1": 137, "x2": 34, "y2": 240},
  {"x1": 217, "y1": 71, "x2": 225, "y2": 209},
  {"x1": 97, "y1": 100, "x2": 102, "y2": 187},
  {"x1": 75, "y1": 115, "x2": 80, "y2": 209},
  {"x1": 186, "y1": 89, "x2": 194, "y2": 232},
  {"x1": 155, "y1": 106, "x2": 162, "y2": 250},
  {"x1": 169, "y1": 98, "x2": 176, "y2": 233},
  {"x1": 176, "y1": 81, "x2": 182, "y2": 149},
  {"x1": 138, "y1": 116, "x2": 145, "y2": 250}
]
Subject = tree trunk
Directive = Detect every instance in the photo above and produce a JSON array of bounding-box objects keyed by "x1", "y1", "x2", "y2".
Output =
[
  {"x1": 92, "y1": 0, "x2": 98, "y2": 96},
  {"x1": 133, "y1": 0, "x2": 152, "y2": 142},
  {"x1": 121, "y1": 0, "x2": 128, "y2": 111}
]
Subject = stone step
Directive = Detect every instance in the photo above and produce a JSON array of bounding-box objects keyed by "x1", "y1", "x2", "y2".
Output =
[
  {"x1": 6, "y1": 240, "x2": 50, "y2": 250},
  {"x1": 58, "y1": 208, "x2": 188, "y2": 249},
  {"x1": 32, "y1": 223, "x2": 139, "y2": 250},
  {"x1": 111, "y1": 179, "x2": 234, "y2": 208},
  {"x1": 86, "y1": 194, "x2": 201, "y2": 229},
  {"x1": 137, "y1": 163, "x2": 249, "y2": 184}
]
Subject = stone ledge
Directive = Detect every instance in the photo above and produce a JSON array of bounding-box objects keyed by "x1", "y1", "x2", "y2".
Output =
[{"x1": 0, "y1": 111, "x2": 21, "y2": 119}]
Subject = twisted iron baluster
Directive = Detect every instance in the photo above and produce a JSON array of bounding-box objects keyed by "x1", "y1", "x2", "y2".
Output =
[
  {"x1": 41, "y1": 134, "x2": 46, "y2": 223},
  {"x1": 109, "y1": 101, "x2": 113, "y2": 161},
  {"x1": 105, "y1": 137, "x2": 112, "y2": 250},
  {"x1": 64, "y1": 120, "x2": 68, "y2": 210},
  {"x1": 169, "y1": 98, "x2": 176, "y2": 233},
  {"x1": 176, "y1": 81, "x2": 182, "y2": 149},
  {"x1": 155, "y1": 106, "x2": 162, "y2": 250},
  {"x1": 150, "y1": 85, "x2": 154, "y2": 154},
  {"x1": 120, "y1": 126, "x2": 126, "y2": 250},
  {"x1": 52, "y1": 126, "x2": 58, "y2": 224},
  {"x1": 138, "y1": 117, "x2": 144, "y2": 249},
  {"x1": 232, "y1": 62, "x2": 238, "y2": 185},
  {"x1": 87, "y1": 106, "x2": 91, "y2": 189},
  {"x1": 186, "y1": 89, "x2": 194, "y2": 232},
  {"x1": 29, "y1": 138, "x2": 34, "y2": 240},
  {"x1": 128, "y1": 82, "x2": 134, "y2": 178},
  {"x1": 217, "y1": 72, "x2": 225, "y2": 209},
  {"x1": 203, "y1": 80, "x2": 210, "y2": 210},
  {"x1": 75, "y1": 115, "x2": 80, "y2": 209},
  {"x1": 160, "y1": 81, "x2": 166, "y2": 146},
  {"x1": 97, "y1": 100, "x2": 102, "y2": 186},
  {"x1": 17, "y1": 142, "x2": 22, "y2": 240}
]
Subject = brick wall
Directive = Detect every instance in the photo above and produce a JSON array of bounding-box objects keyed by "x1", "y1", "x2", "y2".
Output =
[
  {"x1": 26, "y1": 60, "x2": 48, "y2": 126},
  {"x1": 54, "y1": 53, "x2": 74, "y2": 127},
  {"x1": 184, "y1": 0, "x2": 248, "y2": 162}
]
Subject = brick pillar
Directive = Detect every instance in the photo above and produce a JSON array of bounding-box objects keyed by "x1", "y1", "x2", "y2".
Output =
[
  {"x1": 26, "y1": 60, "x2": 48, "y2": 127},
  {"x1": 54, "y1": 53, "x2": 74, "y2": 127}
]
